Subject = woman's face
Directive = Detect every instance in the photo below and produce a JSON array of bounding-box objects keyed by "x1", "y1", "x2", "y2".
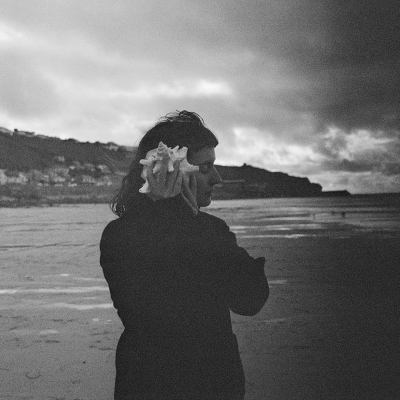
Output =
[{"x1": 188, "y1": 147, "x2": 222, "y2": 207}]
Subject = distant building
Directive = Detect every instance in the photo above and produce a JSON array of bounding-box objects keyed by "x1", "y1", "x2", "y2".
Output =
[
  {"x1": 38, "y1": 174, "x2": 50, "y2": 185},
  {"x1": 4, "y1": 171, "x2": 28, "y2": 185},
  {"x1": 78, "y1": 175, "x2": 96, "y2": 184},
  {"x1": 13, "y1": 129, "x2": 35, "y2": 137},
  {"x1": 0, "y1": 127, "x2": 13, "y2": 135},
  {"x1": 50, "y1": 175, "x2": 66, "y2": 185},
  {"x1": 69, "y1": 161, "x2": 82, "y2": 170},
  {"x1": 97, "y1": 164, "x2": 112, "y2": 174},
  {"x1": 83, "y1": 162, "x2": 96, "y2": 172},
  {"x1": 0, "y1": 169, "x2": 8, "y2": 185},
  {"x1": 95, "y1": 176, "x2": 113, "y2": 186},
  {"x1": 51, "y1": 166, "x2": 70, "y2": 177},
  {"x1": 54, "y1": 155, "x2": 66, "y2": 163},
  {"x1": 104, "y1": 142, "x2": 119, "y2": 151}
]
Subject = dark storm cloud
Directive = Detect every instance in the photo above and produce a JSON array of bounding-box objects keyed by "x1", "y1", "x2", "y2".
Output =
[
  {"x1": 303, "y1": 0, "x2": 400, "y2": 133},
  {"x1": 2, "y1": 0, "x2": 397, "y2": 135}
]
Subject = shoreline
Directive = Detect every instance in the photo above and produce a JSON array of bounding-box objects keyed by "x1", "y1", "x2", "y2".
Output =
[{"x1": 1, "y1": 192, "x2": 399, "y2": 208}]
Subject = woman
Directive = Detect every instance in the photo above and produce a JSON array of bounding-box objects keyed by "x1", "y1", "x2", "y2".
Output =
[{"x1": 100, "y1": 111, "x2": 269, "y2": 400}]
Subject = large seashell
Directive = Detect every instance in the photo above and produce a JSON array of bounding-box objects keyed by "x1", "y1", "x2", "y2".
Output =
[{"x1": 139, "y1": 142, "x2": 199, "y2": 193}]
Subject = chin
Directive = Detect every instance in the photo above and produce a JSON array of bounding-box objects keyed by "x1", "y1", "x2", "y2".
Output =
[{"x1": 197, "y1": 196, "x2": 212, "y2": 208}]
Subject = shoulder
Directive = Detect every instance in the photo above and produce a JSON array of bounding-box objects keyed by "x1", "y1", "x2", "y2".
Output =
[
  {"x1": 100, "y1": 214, "x2": 148, "y2": 264},
  {"x1": 100, "y1": 214, "x2": 141, "y2": 248},
  {"x1": 101, "y1": 216, "x2": 126, "y2": 241},
  {"x1": 100, "y1": 218, "x2": 123, "y2": 252},
  {"x1": 198, "y1": 211, "x2": 239, "y2": 249},
  {"x1": 199, "y1": 210, "x2": 230, "y2": 232}
]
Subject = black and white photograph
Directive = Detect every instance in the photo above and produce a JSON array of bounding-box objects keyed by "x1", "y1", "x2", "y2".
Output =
[{"x1": 1, "y1": 1, "x2": 399, "y2": 399}]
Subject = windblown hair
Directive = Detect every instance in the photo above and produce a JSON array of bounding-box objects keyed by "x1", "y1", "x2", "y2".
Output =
[{"x1": 111, "y1": 110, "x2": 218, "y2": 217}]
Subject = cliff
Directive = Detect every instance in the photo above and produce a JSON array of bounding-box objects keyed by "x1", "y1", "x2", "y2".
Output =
[{"x1": 215, "y1": 164, "x2": 323, "y2": 198}]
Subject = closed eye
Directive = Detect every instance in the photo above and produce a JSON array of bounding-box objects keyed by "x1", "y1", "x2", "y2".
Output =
[{"x1": 198, "y1": 162, "x2": 213, "y2": 174}]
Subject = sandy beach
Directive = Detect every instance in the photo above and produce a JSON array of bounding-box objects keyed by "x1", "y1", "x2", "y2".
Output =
[{"x1": 1, "y1": 199, "x2": 399, "y2": 400}]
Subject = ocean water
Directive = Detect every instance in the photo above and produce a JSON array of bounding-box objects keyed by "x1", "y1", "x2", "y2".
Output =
[
  {"x1": 0, "y1": 194, "x2": 398, "y2": 299},
  {"x1": 207, "y1": 194, "x2": 400, "y2": 239},
  {"x1": 1, "y1": 194, "x2": 399, "y2": 254},
  {"x1": 0, "y1": 195, "x2": 398, "y2": 312}
]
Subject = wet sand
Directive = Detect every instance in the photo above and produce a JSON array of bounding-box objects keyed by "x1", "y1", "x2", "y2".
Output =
[
  {"x1": 236, "y1": 235, "x2": 399, "y2": 400},
  {"x1": 0, "y1": 203, "x2": 399, "y2": 400}
]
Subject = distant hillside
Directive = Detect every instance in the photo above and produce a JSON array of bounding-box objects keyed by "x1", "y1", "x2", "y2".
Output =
[
  {"x1": 0, "y1": 127, "x2": 326, "y2": 198},
  {"x1": 0, "y1": 128, "x2": 135, "y2": 173}
]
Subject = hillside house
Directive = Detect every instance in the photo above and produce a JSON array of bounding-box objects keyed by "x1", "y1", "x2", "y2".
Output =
[
  {"x1": 0, "y1": 169, "x2": 7, "y2": 185},
  {"x1": 105, "y1": 142, "x2": 119, "y2": 151},
  {"x1": 54, "y1": 155, "x2": 66, "y2": 163},
  {"x1": 95, "y1": 176, "x2": 113, "y2": 186},
  {"x1": 77, "y1": 175, "x2": 96, "y2": 184},
  {"x1": 69, "y1": 161, "x2": 82, "y2": 170},
  {"x1": 83, "y1": 163, "x2": 96, "y2": 172},
  {"x1": 50, "y1": 166, "x2": 70, "y2": 177},
  {"x1": 50, "y1": 175, "x2": 66, "y2": 185},
  {"x1": 4, "y1": 171, "x2": 29, "y2": 185},
  {"x1": 97, "y1": 164, "x2": 111, "y2": 174},
  {"x1": 13, "y1": 129, "x2": 35, "y2": 137},
  {"x1": 0, "y1": 127, "x2": 13, "y2": 135},
  {"x1": 37, "y1": 173, "x2": 50, "y2": 185}
]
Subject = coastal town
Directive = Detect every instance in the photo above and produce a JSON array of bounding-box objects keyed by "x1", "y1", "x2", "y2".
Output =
[
  {"x1": 0, "y1": 159, "x2": 115, "y2": 187},
  {"x1": 0, "y1": 127, "x2": 133, "y2": 205},
  {"x1": 0, "y1": 127, "x2": 128, "y2": 187}
]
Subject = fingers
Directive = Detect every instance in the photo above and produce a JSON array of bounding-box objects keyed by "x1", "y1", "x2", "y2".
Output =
[
  {"x1": 163, "y1": 160, "x2": 180, "y2": 195},
  {"x1": 182, "y1": 176, "x2": 198, "y2": 210},
  {"x1": 146, "y1": 160, "x2": 157, "y2": 189},
  {"x1": 181, "y1": 178, "x2": 199, "y2": 215},
  {"x1": 173, "y1": 169, "x2": 183, "y2": 196},
  {"x1": 146, "y1": 159, "x2": 182, "y2": 199},
  {"x1": 158, "y1": 151, "x2": 169, "y2": 185}
]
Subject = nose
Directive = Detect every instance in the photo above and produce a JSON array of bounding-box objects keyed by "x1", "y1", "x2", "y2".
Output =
[{"x1": 210, "y1": 166, "x2": 222, "y2": 186}]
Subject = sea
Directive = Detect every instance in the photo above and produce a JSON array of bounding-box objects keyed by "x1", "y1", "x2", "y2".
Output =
[
  {"x1": 1, "y1": 194, "x2": 400, "y2": 255},
  {"x1": 207, "y1": 194, "x2": 400, "y2": 239}
]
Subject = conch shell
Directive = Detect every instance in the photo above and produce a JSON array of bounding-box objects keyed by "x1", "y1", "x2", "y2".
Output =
[{"x1": 139, "y1": 142, "x2": 199, "y2": 193}]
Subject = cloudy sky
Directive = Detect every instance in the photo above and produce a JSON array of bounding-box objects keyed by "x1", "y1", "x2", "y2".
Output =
[{"x1": 1, "y1": 0, "x2": 399, "y2": 193}]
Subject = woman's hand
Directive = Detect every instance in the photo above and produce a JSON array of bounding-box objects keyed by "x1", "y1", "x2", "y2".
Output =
[
  {"x1": 146, "y1": 153, "x2": 182, "y2": 199},
  {"x1": 145, "y1": 154, "x2": 198, "y2": 215}
]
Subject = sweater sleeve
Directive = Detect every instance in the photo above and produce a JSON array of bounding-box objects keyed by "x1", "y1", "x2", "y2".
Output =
[
  {"x1": 215, "y1": 219, "x2": 270, "y2": 316},
  {"x1": 99, "y1": 221, "x2": 146, "y2": 314}
]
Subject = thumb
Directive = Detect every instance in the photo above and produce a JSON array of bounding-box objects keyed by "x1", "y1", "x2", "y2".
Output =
[
  {"x1": 188, "y1": 173, "x2": 197, "y2": 200},
  {"x1": 181, "y1": 177, "x2": 198, "y2": 215}
]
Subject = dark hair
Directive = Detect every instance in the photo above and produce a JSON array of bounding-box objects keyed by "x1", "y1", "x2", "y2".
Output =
[{"x1": 111, "y1": 110, "x2": 218, "y2": 217}]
